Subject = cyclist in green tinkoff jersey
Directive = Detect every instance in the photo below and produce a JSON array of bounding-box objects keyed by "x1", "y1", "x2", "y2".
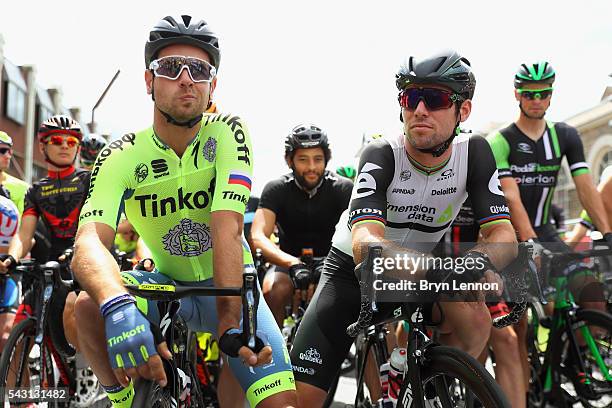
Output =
[
  {"x1": 487, "y1": 61, "x2": 612, "y2": 405},
  {"x1": 72, "y1": 15, "x2": 296, "y2": 408}
]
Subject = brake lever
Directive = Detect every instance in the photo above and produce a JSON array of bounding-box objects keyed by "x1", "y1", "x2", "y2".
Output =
[{"x1": 241, "y1": 271, "x2": 258, "y2": 350}]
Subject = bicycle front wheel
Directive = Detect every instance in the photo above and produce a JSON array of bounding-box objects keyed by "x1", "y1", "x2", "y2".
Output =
[
  {"x1": 398, "y1": 345, "x2": 510, "y2": 408},
  {"x1": 556, "y1": 309, "x2": 612, "y2": 408},
  {"x1": 0, "y1": 317, "x2": 71, "y2": 407}
]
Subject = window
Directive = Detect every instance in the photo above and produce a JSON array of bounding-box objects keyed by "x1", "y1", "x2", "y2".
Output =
[
  {"x1": 3, "y1": 59, "x2": 28, "y2": 125},
  {"x1": 597, "y1": 149, "x2": 612, "y2": 180},
  {"x1": 36, "y1": 86, "x2": 55, "y2": 129},
  {"x1": 5, "y1": 81, "x2": 26, "y2": 124}
]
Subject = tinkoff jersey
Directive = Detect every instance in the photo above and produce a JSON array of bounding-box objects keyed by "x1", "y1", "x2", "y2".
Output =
[{"x1": 78, "y1": 113, "x2": 254, "y2": 282}]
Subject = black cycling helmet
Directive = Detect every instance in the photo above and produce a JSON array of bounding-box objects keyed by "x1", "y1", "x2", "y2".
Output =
[
  {"x1": 396, "y1": 50, "x2": 476, "y2": 100},
  {"x1": 145, "y1": 15, "x2": 221, "y2": 69},
  {"x1": 80, "y1": 133, "x2": 108, "y2": 166},
  {"x1": 514, "y1": 61, "x2": 555, "y2": 88},
  {"x1": 37, "y1": 115, "x2": 83, "y2": 142},
  {"x1": 284, "y1": 124, "x2": 331, "y2": 162},
  {"x1": 336, "y1": 165, "x2": 356, "y2": 180},
  {"x1": 396, "y1": 50, "x2": 475, "y2": 158}
]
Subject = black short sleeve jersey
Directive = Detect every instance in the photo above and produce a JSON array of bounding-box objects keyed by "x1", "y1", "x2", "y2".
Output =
[
  {"x1": 23, "y1": 167, "x2": 90, "y2": 258},
  {"x1": 331, "y1": 133, "x2": 510, "y2": 255},
  {"x1": 487, "y1": 121, "x2": 588, "y2": 227},
  {"x1": 258, "y1": 171, "x2": 353, "y2": 257}
]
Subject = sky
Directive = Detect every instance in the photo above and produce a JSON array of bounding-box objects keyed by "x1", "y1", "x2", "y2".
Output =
[{"x1": 2, "y1": 0, "x2": 611, "y2": 194}]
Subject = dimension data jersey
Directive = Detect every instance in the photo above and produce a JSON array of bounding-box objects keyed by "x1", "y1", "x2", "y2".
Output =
[
  {"x1": 487, "y1": 121, "x2": 588, "y2": 227},
  {"x1": 78, "y1": 113, "x2": 253, "y2": 281},
  {"x1": 331, "y1": 133, "x2": 511, "y2": 256}
]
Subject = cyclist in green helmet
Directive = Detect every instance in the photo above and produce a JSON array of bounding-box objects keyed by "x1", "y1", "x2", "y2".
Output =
[{"x1": 487, "y1": 61, "x2": 611, "y2": 405}]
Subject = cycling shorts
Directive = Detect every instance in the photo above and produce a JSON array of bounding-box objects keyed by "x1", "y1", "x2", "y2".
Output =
[
  {"x1": 120, "y1": 268, "x2": 295, "y2": 406},
  {"x1": 290, "y1": 247, "x2": 436, "y2": 391},
  {"x1": 0, "y1": 275, "x2": 20, "y2": 314}
]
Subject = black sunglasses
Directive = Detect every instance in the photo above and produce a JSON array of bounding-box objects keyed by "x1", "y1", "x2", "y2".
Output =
[{"x1": 398, "y1": 88, "x2": 463, "y2": 111}]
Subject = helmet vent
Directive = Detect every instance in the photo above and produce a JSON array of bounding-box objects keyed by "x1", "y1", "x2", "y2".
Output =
[
  {"x1": 433, "y1": 57, "x2": 446, "y2": 73},
  {"x1": 181, "y1": 15, "x2": 192, "y2": 27}
]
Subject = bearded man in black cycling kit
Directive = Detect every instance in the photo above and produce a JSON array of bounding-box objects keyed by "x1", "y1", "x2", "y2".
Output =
[
  {"x1": 251, "y1": 124, "x2": 353, "y2": 325},
  {"x1": 290, "y1": 50, "x2": 518, "y2": 408},
  {"x1": 487, "y1": 61, "x2": 612, "y2": 401}
]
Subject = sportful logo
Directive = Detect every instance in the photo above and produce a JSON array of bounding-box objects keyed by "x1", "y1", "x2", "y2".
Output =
[
  {"x1": 354, "y1": 162, "x2": 382, "y2": 199},
  {"x1": 517, "y1": 142, "x2": 533, "y2": 154},
  {"x1": 151, "y1": 159, "x2": 169, "y2": 178},
  {"x1": 436, "y1": 169, "x2": 454, "y2": 181}
]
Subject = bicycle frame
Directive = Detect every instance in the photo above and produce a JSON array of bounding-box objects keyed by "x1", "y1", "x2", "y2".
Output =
[{"x1": 538, "y1": 260, "x2": 612, "y2": 401}]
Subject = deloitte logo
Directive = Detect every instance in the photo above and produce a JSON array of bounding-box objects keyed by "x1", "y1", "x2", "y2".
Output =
[{"x1": 431, "y1": 187, "x2": 456, "y2": 196}]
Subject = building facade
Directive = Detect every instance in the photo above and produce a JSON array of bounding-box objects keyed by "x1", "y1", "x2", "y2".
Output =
[{"x1": 0, "y1": 33, "x2": 83, "y2": 183}]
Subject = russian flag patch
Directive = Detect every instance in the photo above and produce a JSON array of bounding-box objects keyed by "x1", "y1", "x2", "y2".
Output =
[{"x1": 228, "y1": 171, "x2": 252, "y2": 190}]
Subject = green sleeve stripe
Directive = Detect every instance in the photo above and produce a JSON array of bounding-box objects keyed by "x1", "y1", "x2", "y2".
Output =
[
  {"x1": 486, "y1": 132, "x2": 511, "y2": 170},
  {"x1": 542, "y1": 187, "x2": 556, "y2": 225},
  {"x1": 246, "y1": 371, "x2": 296, "y2": 407},
  {"x1": 580, "y1": 209, "x2": 592, "y2": 224},
  {"x1": 479, "y1": 219, "x2": 511, "y2": 229},
  {"x1": 571, "y1": 168, "x2": 590, "y2": 177},
  {"x1": 352, "y1": 219, "x2": 386, "y2": 229},
  {"x1": 547, "y1": 122, "x2": 561, "y2": 159}
]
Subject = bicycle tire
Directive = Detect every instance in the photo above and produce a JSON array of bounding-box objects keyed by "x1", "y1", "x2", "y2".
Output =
[
  {"x1": 47, "y1": 284, "x2": 76, "y2": 358},
  {"x1": 0, "y1": 317, "x2": 68, "y2": 407},
  {"x1": 554, "y1": 309, "x2": 612, "y2": 408},
  {"x1": 397, "y1": 345, "x2": 510, "y2": 408}
]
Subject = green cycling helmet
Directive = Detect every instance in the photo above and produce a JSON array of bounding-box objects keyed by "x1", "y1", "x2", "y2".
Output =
[
  {"x1": 336, "y1": 165, "x2": 356, "y2": 180},
  {"x1": 514, "y1": 61, "x2": 555, "y2": 88}
]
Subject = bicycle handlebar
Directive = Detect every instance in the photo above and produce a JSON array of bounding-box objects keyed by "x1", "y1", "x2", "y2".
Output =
[
  {"x1": 124, "y1": 270, "x2": 260, "y2": 352},
  {"x1": 347, "y1": 243, "x2": 542, "y2": 337}
]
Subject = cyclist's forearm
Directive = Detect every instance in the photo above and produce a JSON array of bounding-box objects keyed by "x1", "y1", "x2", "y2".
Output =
[
  {"x1": 576, "y1": 177, "x2": 611, "y2": 233},
  {"x1": 473, "y1": 222, "x2": 517, "y2": 270},
  {"x1": 72, "y1": 233, "x2": 125, "y2": 305},
  {"x1": 252, "y1": 234, "x2": 298, "y2": 268},
  {"x1": 214, "y1": 235, "x2": 243, "y2": 334},
  {"x1": 7, "y1": 234, "x2": 27, "y2": 260},
  {"x1": 212, "y1": 213, "x2": 245, "y2": 334}
]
